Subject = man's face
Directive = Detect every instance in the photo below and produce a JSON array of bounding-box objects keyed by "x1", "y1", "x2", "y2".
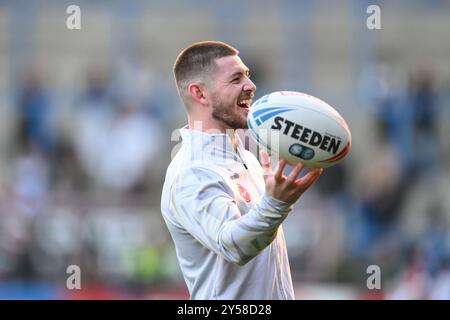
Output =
[{"x1": 208, "y1": 55, "x2": 256, "y2": 130}]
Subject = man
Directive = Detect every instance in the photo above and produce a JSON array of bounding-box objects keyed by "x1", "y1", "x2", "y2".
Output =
[{"x1": 161, "y1": 41, "x2": 323, "y2": 299}]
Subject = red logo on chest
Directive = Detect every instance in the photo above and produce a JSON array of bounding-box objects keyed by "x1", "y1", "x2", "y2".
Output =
[{"x1": 237, "y1": 184, "x2": 251, "y2": 203}]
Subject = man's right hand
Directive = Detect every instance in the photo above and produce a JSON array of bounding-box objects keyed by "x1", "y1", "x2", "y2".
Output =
[{"x1": 260, "y1": 150, "x2": 323, "y2": 204}]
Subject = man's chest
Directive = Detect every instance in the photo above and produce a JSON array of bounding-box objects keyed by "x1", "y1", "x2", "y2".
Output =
[{"x1": 222, "y1": 163, "x2": 264, "y2": 214}]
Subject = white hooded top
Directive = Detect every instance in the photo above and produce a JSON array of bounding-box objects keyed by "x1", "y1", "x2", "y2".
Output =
[{"x1": 161, "y1": 127, "x2": 295, "y2": 300}]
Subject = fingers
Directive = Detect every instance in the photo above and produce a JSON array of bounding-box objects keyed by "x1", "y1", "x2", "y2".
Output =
[
  {"x1": 295, "y1": 167, "x2": 323, "y2": 190},
  {"x1": 285, "y1": 162, "x2": 305, "y2": 185},
  {"x1": 274, "y1": 160, "x2": 287, "y2": 182},
  {"x1": 260, "y1": 150, "x2": 272, "y2": 176}
]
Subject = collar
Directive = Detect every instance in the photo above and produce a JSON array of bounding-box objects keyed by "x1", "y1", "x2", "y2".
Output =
[{"x1": 179, "y1": 125, "x2": 246, "y2": 165}]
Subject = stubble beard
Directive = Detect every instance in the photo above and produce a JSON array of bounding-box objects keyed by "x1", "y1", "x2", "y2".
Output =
[{"x1": 211, "y1": 94, "x2": 248, "y2": 130}]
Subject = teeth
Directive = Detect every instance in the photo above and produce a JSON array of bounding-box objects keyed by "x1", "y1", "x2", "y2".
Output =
[{"x1": 238, "y1": 99, "x2": 252, "y2": 106}]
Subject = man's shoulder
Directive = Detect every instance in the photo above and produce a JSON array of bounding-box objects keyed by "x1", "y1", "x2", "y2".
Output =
[
  {"x1": 169, "y1": 161, "x2": 227, "y2": 183},
  {"x1": 162, "y1": 160, "x2": 232, "y2": 211},
  {"x1": 164, "y1": 150, "x2": 225, "y2": 186}
]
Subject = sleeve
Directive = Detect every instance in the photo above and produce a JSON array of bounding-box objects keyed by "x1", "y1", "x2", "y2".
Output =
[{"x1": 170, "y1": 166, "x2": 293, "y2": 266}]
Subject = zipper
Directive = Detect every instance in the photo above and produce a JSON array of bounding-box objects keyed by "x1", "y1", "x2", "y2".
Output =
[{"x1": 236, "y1": 148, "x2": 248, "y2": 170}]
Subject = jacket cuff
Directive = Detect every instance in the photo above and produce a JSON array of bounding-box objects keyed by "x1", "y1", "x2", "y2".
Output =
[{"x1": 259, "y1": 193, "x2": 293, "y2": 215}]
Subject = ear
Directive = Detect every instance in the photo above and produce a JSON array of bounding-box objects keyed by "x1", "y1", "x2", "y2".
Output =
[{"x1": 187, "y1": 82, "x2": 209, "y2": 106}]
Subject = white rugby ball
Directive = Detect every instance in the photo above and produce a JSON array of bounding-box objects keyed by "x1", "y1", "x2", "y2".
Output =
[{"x1": 247, "y1": 91, "x2": 351, "y2": 168}]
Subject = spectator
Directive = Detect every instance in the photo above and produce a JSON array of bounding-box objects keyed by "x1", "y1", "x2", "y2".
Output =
[{"x1": 16, "y1": 70, "x2": 56, "y2": 157}]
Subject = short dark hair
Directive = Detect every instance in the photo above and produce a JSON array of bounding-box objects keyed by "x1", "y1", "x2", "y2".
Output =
[{"x1": 173, "y1": 41, "x2": 238, "y2": 103}]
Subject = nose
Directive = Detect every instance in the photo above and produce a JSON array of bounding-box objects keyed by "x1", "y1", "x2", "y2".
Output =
[{"x1": 244, "y1": 77, "x2": 256, "y2": 93}]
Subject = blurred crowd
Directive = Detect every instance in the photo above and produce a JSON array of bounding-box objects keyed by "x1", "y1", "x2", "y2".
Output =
[
  {"x1": 353, "y1": 58, "x2": 450, "y2": 299},
  {"x1": 1, "y1": 57, "x2": 449, "y2": 300},
  {"x1": 0, "y1": 57, "x2": 186, "y2": 298}
]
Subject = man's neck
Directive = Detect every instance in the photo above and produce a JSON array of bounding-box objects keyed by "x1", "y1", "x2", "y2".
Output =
[{"x1": 228, "y1": 130, "x2": 238, "y2": 152}]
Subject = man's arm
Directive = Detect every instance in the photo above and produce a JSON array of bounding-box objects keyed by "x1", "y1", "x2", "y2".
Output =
[{"x1": 171, "y1": 166, "x2": 292, "y2": 266}]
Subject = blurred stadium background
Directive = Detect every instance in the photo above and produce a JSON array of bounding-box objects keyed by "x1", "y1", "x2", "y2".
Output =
[{"x1": 0, "y1": 0, "x2": 449, "y2": 299}]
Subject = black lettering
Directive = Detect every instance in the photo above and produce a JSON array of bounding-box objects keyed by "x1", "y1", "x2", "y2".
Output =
[
  {"x1": 320, "y1": 135, "x2": 331, "y2": 151},
  {"x1": 299, "y1": 128, "x2": 311, "y2": 143},
  {"x1": 283, "y1": 119, "x2": 295, "y2": 135},
  {"x1": 291, "y1": 124, "x2": 303, "y2": 139},
  {"x1": 309, "y1": 131, "x2": 322, "y2": 146},
  {"x1": 328, "y1": 138, "x2": 342, "y2": 154},
  {"x1": 271, "y1": 116, "x2": 284, "y2": 130}
]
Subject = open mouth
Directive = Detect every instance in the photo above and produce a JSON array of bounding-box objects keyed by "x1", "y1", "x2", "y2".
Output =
[{"x1": 237, "y1": 98, "x2": 252, "y2": 110}]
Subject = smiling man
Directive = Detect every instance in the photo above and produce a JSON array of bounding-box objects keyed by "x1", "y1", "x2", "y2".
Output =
[{"x1": 161, "y1": 41, "x2": 323, "y2": 299}]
